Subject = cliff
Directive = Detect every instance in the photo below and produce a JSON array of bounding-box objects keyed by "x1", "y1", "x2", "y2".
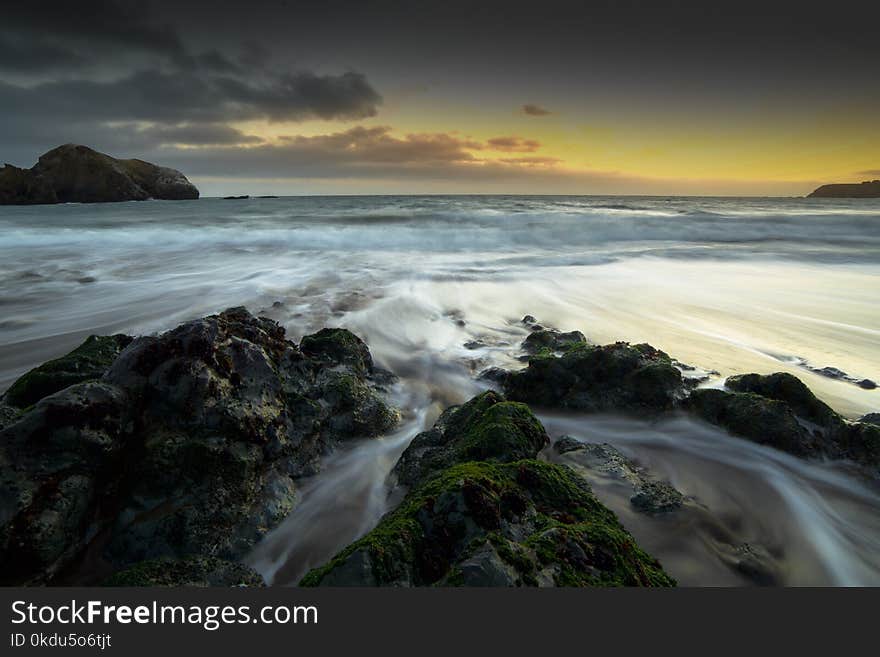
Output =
[
  {"x1": 807, "y1": 180, "x2": 880, "y2": 198},
  {"x1": 0, "y1": 144, "x2": 199, "y2": 205}
]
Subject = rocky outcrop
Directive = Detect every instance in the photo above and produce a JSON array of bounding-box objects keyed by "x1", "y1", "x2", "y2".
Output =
[
  {"x1": 554, "y1": 438, "x2": 684, "y2": 514},
  {"x1": 301, "y1": 391, "x2": 674, "y2": 587},
  {"x1": 0, "y1": 308, "x2": 398, "y2": 585},
  {"x1": 0, "y1": 144, "x2": 199, "y2": 205},
  {"x1": 807, "y1": 180, "x2": 880, "y2": 198},
  {"x1": 487, "y1": 320, "x2": 876, "y2": 473},
  {"x1": 685, "y1": 372, "x2": 879, "y2": 471},
  {"x1": 503, "y1": 341, "x2": 685, "y2": 414}
]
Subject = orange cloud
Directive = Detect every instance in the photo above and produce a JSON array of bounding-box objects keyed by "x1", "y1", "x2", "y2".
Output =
[{"x1": 487, "y1": 136, "x2": 541, "y2": 152}]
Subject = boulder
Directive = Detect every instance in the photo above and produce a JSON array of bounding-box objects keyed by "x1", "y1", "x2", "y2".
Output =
[
  {"x1": 301, "y1": 392, "x2": 674, "y2": 587},
  {"x1": 684, "y1": 373, "x2": 879, "y2": 471},
  {"x1": 391, "y1": 390, "x2": 549, "y2": 488},
  {"x1": 521, "y1": 328, "x2": 587, "y2": 354},
  {"x1": 0, "y1": 308, "x2": 398, "y2": 585},
  {"x1": 504, "y1": 342, "x2": 685, "y2": 414}
]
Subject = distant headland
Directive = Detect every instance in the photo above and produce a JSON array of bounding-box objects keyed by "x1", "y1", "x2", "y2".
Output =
[
  {"x1": 808, "y1": 180, "x2": 880, "y2": 198},
  {"x1": 0, "y1": 144, "x2": 199, "y2": 205}
]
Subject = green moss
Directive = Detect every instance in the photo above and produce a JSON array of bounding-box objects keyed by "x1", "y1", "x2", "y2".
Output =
[
  {"x1": 395, "y1": 391, "x2": 549, "y2": 486},
  {"x1": 301, "y1": 459, "x2": 675, "y2": 587},
  {"x1": 686, "y1": 388, "x2": 815, "y2": 456},
  {"x1": 726, "y1": 372, "x2": 839, "y2": 428},
  {"x1": 505, "y1": 341, "x2": 683, "y2": 414},
  {"x1": 4, "y1": 334, "x2": 131, "y2": 408}
]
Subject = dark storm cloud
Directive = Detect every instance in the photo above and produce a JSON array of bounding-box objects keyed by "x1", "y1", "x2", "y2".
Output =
[
  {"x1": 0, "y1": 0, "x2": 382, "y2": 165},
  {"x1": 487, "y1": 137, "x2": 541, "y2": 152},
  {"x1": 522, "y1": 104, "x2": 551, "y2": 117},
  {"x1": 0, "y1": 36, "x2": 89, "y2": 73},
  {"x1": 0, "y1": 70, "x2": 381, "y2": 126},
  {"x1": 2, "y1": 1, "x2": 189, "y2": 70}
]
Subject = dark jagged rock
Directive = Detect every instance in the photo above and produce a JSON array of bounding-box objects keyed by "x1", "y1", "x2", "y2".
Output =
[
  {"x1": 684, "y1": 373, "x2": 879, "y2": 471},
  {"x1": 0, "y1": 144, "x2": 199, "y2": 205},
  {"x1": 301, "y1": 392, "x2": 674, "y2": 587},
  {"x1": 521, "y1": 328, "x2": 587, "y2": 354},
  {"x1": 807, "y1": 180, "x2": 880, "y2": 198},
  {"x1": 553, "y1": 438, "x2": 684, "y2": 514},
  {"x1": 0, "y1": 308, "x2": 398, "y2": 585},
  {"x1": 504, "y1": 341, "x2": 685, "y2": 414},
  {"x1": 726, "y1": 372, "x2": 838, "y2": 426},
  {"x1": 3, "y1": 334, "x2": 132, "y2": 409},
  {"x1": 102, "y1": 556, "x2": 265, "y2": 587}
]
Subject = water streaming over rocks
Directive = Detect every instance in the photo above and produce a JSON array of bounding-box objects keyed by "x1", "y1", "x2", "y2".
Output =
[{"x1": 1, "y1": 195, "x2": 878, "y2": 585}]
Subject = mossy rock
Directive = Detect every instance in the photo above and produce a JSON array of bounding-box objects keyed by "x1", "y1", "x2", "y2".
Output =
[
  {"x1": 686, "y1": 374, "x2": 880, "y2": 470},
  {"x1": 522, "y1": 329, "x2": 587, "y2": 354},
  {"x1": 4, "y1": 334, "x2": 132, "y2": 408},
  {"x1": 504, "y1": 341, "x2": 684, "y2": 414},
  {"x1": 685, "y1": 388, "x2": 817, "y2": 456},
  {"x1": 301, "y1": 459, "x2": 674, "y2": 587},
  {"x1": 726, "y1": 373, "x2": 840, "y2": 428},
  {"x1": 103, "y1": 556, "x2": 265, "y2": 587},
  {"x1": 392, "y1": 390, "x2": 549, "y2": 487},
  {"x1": 300, "y1": 328, "x2": 373, "y2": 374}
]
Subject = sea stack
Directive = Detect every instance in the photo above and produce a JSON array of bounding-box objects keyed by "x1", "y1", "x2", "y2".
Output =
[
  {"x1": 807, "y1": 180, "x2": 880, "y2": 198},
  {"x1": 0, "y1": 144, "x2": 199, "y2": 205}
]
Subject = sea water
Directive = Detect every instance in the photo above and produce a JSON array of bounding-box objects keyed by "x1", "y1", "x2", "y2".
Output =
[{"x1": 1, "y1": 195, "x2": 878, "y2": 584}]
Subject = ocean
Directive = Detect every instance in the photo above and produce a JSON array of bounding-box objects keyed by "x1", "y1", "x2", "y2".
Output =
[{"x1": 1, "y1": 195, "x2": 879, "y2": 585}]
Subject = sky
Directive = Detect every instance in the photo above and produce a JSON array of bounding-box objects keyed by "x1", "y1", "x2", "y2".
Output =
[{"x1": 1, "y1": 0, "x2": 879, "y2": 196}]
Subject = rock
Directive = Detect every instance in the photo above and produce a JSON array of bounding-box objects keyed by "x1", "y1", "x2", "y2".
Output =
[
  {"x1": 477, "y1": 367, "x2": 510, "y2": 386},
  {"x1": 726, "y1": 372, "x2": 838, "y2": 426},
  {"x1": 2, "y1": 334, "x2": 132, "y2": 408},
  {"x1": 102, "y1": 556, "x2": 265, "y2": 587},
  {"x1": 684, "y1": 388, "x2": 823, "y2": 458},
  {"x1": 807, "y1": 180, "x2": 880, "y2": 198},
  {"x1": 521, "y1": 328, "x2": 587, "y2": 354},
  {"x1": 554, "y1": 438, "x2": 684, "y2": 514},
  {"x1": 859, "y1": 413, "x2": 880, "y2": 426},
  {"x1": 299, "y1": 327, "x2": 374, "y2": 375},
  {"x1": 684, "y1": 373, "x2": 880, "y2": 471},
  {"x1": 504, "y1": 341, "x2": 685, "y2": 414},
  {"x1": 728, "y1": 544, "x2": 779, "y2": 586},
  {"x1": 391, "y1": 390, "x2": 549, "y2": 488},
  {"x1": 521, "y1": 315, "x2": 537, "y2": 325},
  {"x1": 0, "y1": 307, "x2": 398, "y2": 585},
  {"x1": 858, "y1": 379, "x2": 877, "y2": 390},
  {"x1": 301, "y1": 393, "x2": 674, "y2": 587},
  {"x1": 302, "y1": 460, "x2": 674, "y2": 587},
  {"x1": 0, "y1": 144, "x2": 198, "y2": 205}
]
